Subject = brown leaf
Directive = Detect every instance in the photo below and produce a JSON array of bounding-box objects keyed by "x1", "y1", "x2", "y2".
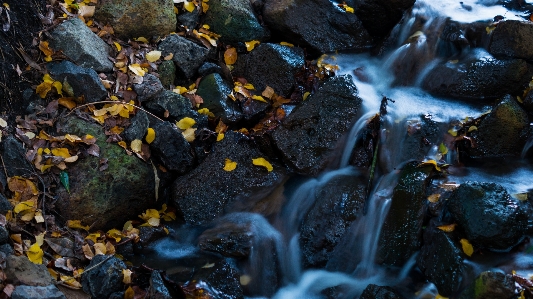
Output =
[{"x1": 45, "y1": 237, "x2": 75, "y2": 257}]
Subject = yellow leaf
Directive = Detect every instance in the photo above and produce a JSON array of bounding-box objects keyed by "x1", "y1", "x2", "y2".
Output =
[
  {"x1": 67, "y1": 220, "x2": 89, "y2": 231},
  {"x1": 52, "y1": 81, "x2": 62, "y2": 96},
  {"x1": 280, "y1": 42, "x2": 294, "y2": 47},
  {"x1": 448, "y1": 128, "x2": 458, "y2": 137},
  {"x1": 427, "y1": 193, "x2": 440, "y2": 203},
  {"x1": 146, "y1": 50, "x2": 162, "y2": 62},
  {"x1": 39, "y1": 41, "x2": 54, "y2": 56},
  {"x1": 183, "y1": 0, "x2": 195, "y2": 12},
  {"x1": 460, "y1": 238, "x2": 474, "y2": 257},
  {"x1": 14, "y1": 200, "x2": 35, "y2": 214},
  {"x1": 252, "y1": 95, "x2": 267, "y2": 103},
  {"x1": 135, "y1": 37, "x2": 149, "y2": 43},
  {"x1": 223, "y1": 158, "x2": 237, "y2": 172},
  {"x1": 85, "y1": 233, "x2": 100, "y2": 243},
  {"x1": 113, "y1": 42, "x2": 121, "y2": 51},
  {"x1": 439, "y1": 143, "x2": 448, "y2": 155},
  {"x1": 131, "y1": 139, "x2": 142, "y2": 153},
  {"x1": 36, "y1": 81, "x2": 53, "y2": 98},
  {"x1": 51, "y1": 148, "x2": 71, "y2": 158},
  {"x1": 418, "y1": 159, "x2": 441, "y2": 171},
  {"x1": 147, "y1": 217, "x2": 160, "y2": 227},
  {"x1": 118, "y1": 141, "x2": 127, "y2": 149},
  {"x1": 124, "y1": 286, "x2": 134, "y2": 299},
  {"x1": 437, "y1": 223, "x2": 457, "y2": 232},
  {"x1": 224, "y1": 47, "x2": 238, "y2": 65},
  {"x1": 123, "y1": 269, "x2": 132, "y2": 284},
  {"x1": 106, "y1": 228, "x2": 123, "y2": 242},
  {"x1": 243, "y1": 83, "x2": 255, "y2": 90},
  {"x1": 182, "y1": 128, "x2": 196, "y2": 142},
  {"x1": 245, "y1": 40, "x2": 260, "y2": 51},
  {"x1": 93, "y1": 243, "x2": 106, "y2": 255},
  {"x1": 65, "y1": 134, "x2": 82, "y2": 142},
  {"x1": 344, "y1": 6, "x2": 354, "y2": 13},
  {"x1": 202, "y1": 1, "x2": 209, "y2": 13},
  {"x1": 64, "y1": 155, "x2": 78, "y2": 162},
  {"x1": 34, "y1": 211, "x2": 45, "y2": 223},
  {"x1": 35, "y1": 232, "x2": 45, "y2": 246},
  {"x1": 435, "y1": 294, "x2": 449, "y2": 299},
  {"x1": 162, "y1": 211, "x2": 176, "y2": 222},
  {"x1": 468, "y1": 126, "x2": 478, "y2": 132},
  {"x1": 139, "y1": 209, "x2": 160, "y2": 221},
  {"x1": 27, "y1": 243, "x2": 43, "y2": 264},
  {"x1": 60, "y1": 275, "x2": 82, "y2": 288},
  {"x1": 128, "y1": 64, "x2": 145, "y2": 76},
  {"x1": 252, "y1": 157, "x2": 273, "y2": 172},
  {"x1": 173, "y1": 86, "x2": 188, "y2": 94},
  {"x1": 176, "y1": 117, "x2": 196, "y2": 130},
  {"x1": 198, "y1": 108, "x2": 215, "y2": 118},
  {"x1": 217, "y1": 133, "x2": 224, "y2": 141},
  {"x1": 145, "y1": 128, "x2": 156, "y2": 144}
]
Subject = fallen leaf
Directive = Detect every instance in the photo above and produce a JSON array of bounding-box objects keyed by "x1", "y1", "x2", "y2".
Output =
[
  {"x1": 106, "y1": 229, "x2": 123, "y2": 242},
  {"x1": 146, "y1": 50, "x2": 162, "y2": 62},
  {"x1": 262, "y1": 86, "x2": 275, "y2": 99},
  {"x1": 67, "y1": 220, "x2": 89, "y2": 231},
  {"x1": 427, "y1": 194, "x2": 440, "y2": 203},
  {"x1": 460, "y1": 238, "x2": 474, "y2": 257},
  {"x1": 182, "y1": 128, "x2": 196, "y2": 142},
  {"x1": 139, "y1": 209, "x2": 160, "y2": 221},
  {"x1": 124, "y1": 286, "x2": 134, "y2": 299},
  {"x1": 123, "y1": 269, "x2": 132, "y2": 284},
  {"x1": 183, "y1": 0, "x2": 195, "y2": 12},
  {"x1": 145, "y1": 128, "x2": 155, "y2": 144},
  {"x1": 245, "y1": 40, "x2": 260, "y2": 51},
  {"x1": 93, "y1": 243, "x2": 106, "y2": 255},
  {"x1": 437, "y1": 223, "x2": 456, "y2": 232},
  {"x1": 0, "y1": 118, "x2": 7, "y2": 128},
  {"x1": 224, "y1": 47, "x2": 238, "y2": 65},
  {"x1": 176, "y1": 117, "x2": 196, "y2": 130},
  {"x1": 85, "y1": 233, "x2": 100, "y2": 243},
  {"x1": 280, "y1": 42, "x2": 294, "y2": 47},
  {"x1": 252, "y1": 157, "x2": 273, "y2": 171},
  {"x1": 131, "y1": 139, "x2": 142, "y2": 153},
  {"x1": 60, "y1": 275, "x2": 82, "y2": 288},
  {"x1": 27, "y1": 243, "x2": 43, "y2": 264},
  {"x1": 128, "y1": 64, "x2": 146, "y2": 76},
  {"x1": 217, "y1": 133, "x2": 224, "y2": 141},
  {"x1": 223, "y1": 159, "x2": 237, "y2": 172},
  {"x1": 252, "y1": 95, "x2": 267, "y2": 103}
]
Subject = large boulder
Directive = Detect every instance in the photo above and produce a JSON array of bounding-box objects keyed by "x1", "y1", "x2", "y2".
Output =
[
  {"x1": 46, "y1": 61, "x2": 108, "y2": 103},
  {"x1": 447, "y1": 181, "x2": 528, "y2": 252},
  {"x1": 271, "y1": 75, "x2": 362, "y2": 176},
  {"x1": 48, "y1": 18, "x2": 113, "y2": 72},
  {"x1": 94, "y1": 0, "x2": 176, "y2": 40},
  {"x1": 157, "y1": 35, "x2": 209, "y2": 79},
  {"x1": 489, "y1": 20, "x2": 533, "y2": 60},
  {"x1": 171, "y1": 131, "x2": 285, "y2": 225}
]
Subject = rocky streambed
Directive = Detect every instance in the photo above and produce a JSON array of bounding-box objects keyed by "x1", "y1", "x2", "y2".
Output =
[{"x1": 0, "y1": 0, "x2": 532, "y2": 298}]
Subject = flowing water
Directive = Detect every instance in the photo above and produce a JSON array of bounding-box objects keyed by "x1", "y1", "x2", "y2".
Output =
[{"x1": 143, "y1": 1, "x2": 533, "y2": 298}]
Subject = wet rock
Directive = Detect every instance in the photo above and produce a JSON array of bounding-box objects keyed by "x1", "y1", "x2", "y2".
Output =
[
  {"x1": 147, "y1": 271, "x2": 176, "y2": 299},
  {"x1": 523, "y1": 89, "x2": 533, "y2": 112},
  {"x1": 48, "y1": 18, "x2": 112, "y2": 72},
  {"x1": 422, "y1": 49, "x2": 532, "y2": 100},
  {"x1": 188, "y1": 260, "x2": 244, "y2": 299},
  {"x1": 489, "y1": 20, "x2": 533, "y2": 60},
  {"x1": 465, "y1": 95, "x2": 530, "y2": 158},
  {"x1": 123, "y1": 110, "x2": 149, "y2": 142},
  {"x1": 354, "y1": 0, "x2": 415, "y2": 38},
  {"x1": 56, "y1": 117, "x2": 155, "y2": 230},
  {"x1": 158, "y1": 60, "x2": 176, "y2": 88},
  {"x1": 47, "y1": 61, "x2": 107, "y2": 103},
  {"x1": 203, "y1": 0, "x2": 269, "y2": 44},
  {"x1": 177, "y1": 6, "x2": 201, "y2": 29},
  {"x1": 133, "y1": 74, "x2": 164, "y2": 102},
  {"x1": 145, "y1": 90, "x2": 207, "y2": 127},
  {"x1": 11, "y1": 285, "x2": 66, "y2": 299},
  {"x1": 458, "y1": 271, "x2": 517, "y2": 299},
  {"x1": 138, "y1": 226, "x2": 168, "y2": 248},
  {"x1": 271, "y1": 75, "x2": 362, "y2": 176},
  {"x1": 447, "y1": 181, "x2": 528, "y2": 251},
  {"x1": 94, "y1": 0, "x2": 175, "y2": 40},
  {"x1": 158, "y1": 35, "x2": 209, "y2": 78},
  {"x1": 81, "y1": 255, "x2": 127, "y2": 298},
  {"x1": 5, "y1": 255, "x2": 54, "y2": 286},
  {"x1": 0, "y1": 136, "x2": 30, "y2": 177},
  {"x1": 0, "y1": 193, "x2": 12, "y2": 214},
  {"x1": 377, "y1": 162, "x2": 434, "y2": 266},
  {"x1": 172, "y1": 131, "x2": 285, "y2": 225},
  {"x1": 359, "y1": 284, "x2": 405, "y2": 299},
  {"x1": 0, "y1": 226, "x2": 8, "y2": 244},
  {"x1": 263, "y1": 0, "x2": 373, "y2": 53},
  {"x1": 233, "y1": 43, "x2": 304, "y2": 98},
  {"x1": 150, "y1": 121, "x2": 195, "y2": 174},
  {"x1": 417, "y1": 227, "x2": 465, "y2": 297},
  {"x1": 0, "y1": 244, "x2": 13, "y2": 256},
  {"x1": 300, "y1": 174, "x2": 366, "y2": 268},
  {"x1": 196, "y1": 73, "x2": 243, "y2": 124},
  {"x1": 198, "y1": 62, "x2": 224, "y2": 77},
  {"x1": 198, "y1": 220, "x2": 253, "y2": 258}
]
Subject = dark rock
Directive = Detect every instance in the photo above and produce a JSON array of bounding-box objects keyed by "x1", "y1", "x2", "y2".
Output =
[
  {"x1": 47, "y1": 61, "x2": 107, "y2": 103},
  {"x1": 158, "y1": 60, "x2": 176, "y2": 88},
  {"x1": 489, "y1": 20, "x2": 533, "y2": 60},
  {"x1": 417, "y1": 227, "x2": 465, "y2": 297},
  {"x1": 0, "y1": 136, "x2": 30, "y2": 177},
  {"x1": 359, "y1": 284, "x2": 405, "y2": 299},
  {"x1": 0, "y1": 226, "x2": 8, "y2": 244},
  {"x1": 108, "y1": 292, "x2": 125, "y2": 299},
  {"x1": 300, "y1": 174, "x2": 366, "y2": 268},
  {"x1": 5, "y1": 255, "x2": 54, "y2": 286},
  {"x1": 138, "y1": 226, "x2": 168, "y2": 248},
  {"x1": 271, "y1": 75, "x2": 362, "y2": 176},
  {"x1": 147, "y1": 271, "x2": 174, "y2": 299},
  {"x1": 523, "y1": 88, "x2": 533, "y2": 112},
  {"x1": 94, "y1": 0, "x2": 176, "y2": 40},
  {"x1": 233, "y1": 43, "x2": 304, "y2": 98},
  {"x1": 56, "y1": 117, "x2": 155, "y2": 230},
  {"x1": 177, "y1": 6, "x2": 201, "y2": 29},
  {"x1": 196, "y1": 73, "x2": 243, "y2": 124},
  {"x1": 133, "y1": 74, "x2": 164, "y2": 102},
  {"x1": 123, "y1": 110, "x2": 150, "y2": 142},
  {"x1": 354, "y1": 0, "x2": 415, "y2": 38},
  {"x1": 447, "y1": 181, "x2": 528, "y2": 251},
  {"x1": 11, "y1": 285, "x2": 66, "y2": 299},
  {"x1": 145, "y1": 90, "x2": 207, "y2": 127},
  {"x1": 158, "y1": 35, "x2": 209, "y2": 78},
  {"x1": 150, "y1": 121, "x2": 195, "y2": 174},
  {"x1": 81, "y1": 255, "x2": 127, "y2": 298},
  {"x1": 421, "y1": 49, "x2": 532, "y2": 100},
  {"x1": 377, "y1": 162, "x2": 434, "y2": 266},
  {"x1": 262, "y1": 0, "x2": 373, "y2": 53},
  {"x1": 172, "y1": 131, "x2": 285, "y2": 225},
  {"x1": 0, "y1": 244, "x2": 13, "y2": 256},
  {"x1": 0, "y1": 193, "x2": 12, "y2": 214},
  {"x1": 48, "y1": 18, "x2": 113, "y2": 72},
  {"x1": 188, "y1": 260, "x2": 244, "y2": 299},
  {"x1": 198, "y1": 62, "x2": 224, "y2": 77},
  {"x1": 465, "y1": 95, "x2": 530, "y2": 158},
  {"x1": 198, "y1": 220, "x2": 253, "y2": 258},
  {"x1": 458, "y1": 271, "x2": 517, "y2": 299},
  {"x1": 203, "y1": 0, "x2": 269, "y2": 44}
]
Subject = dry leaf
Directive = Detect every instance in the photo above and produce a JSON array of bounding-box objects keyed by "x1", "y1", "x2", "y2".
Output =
[
  {"x1": 224, "y1": 47, "x2": 237, "y2": 65},
  {"x1": 176, "y1": 117, "x2": 196, "y2": 130},
  {"x1": 252, "y1": 157, "x2": 273, "y2": 172},
  {"x1": 223, "y1": 159, "x2": 237, "y2": 172},
  {"x1": 27, "y1": 243, "x2": 43, "y2": 264},
  {"x1": 146, "y1": 50, "x2": 162, "y2": 62},
  {"x1": 437, "y1": 223, "x2": 456, "y2": 232},
  {"x1": 460, "y1": 238, "x2": 474, "y2": 257},
  {"x1": 146, "y1": 128, "x2": 155, "y2": 144}
]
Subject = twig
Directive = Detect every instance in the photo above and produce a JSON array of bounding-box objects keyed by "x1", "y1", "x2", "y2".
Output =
[{"x1": 65, "y1": 101, "x2": 164, "y2": 123}]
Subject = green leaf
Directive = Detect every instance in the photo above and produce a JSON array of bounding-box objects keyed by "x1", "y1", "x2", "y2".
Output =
[{"x1": 60, "y1": 171, "x2": 70, "y2": 193}]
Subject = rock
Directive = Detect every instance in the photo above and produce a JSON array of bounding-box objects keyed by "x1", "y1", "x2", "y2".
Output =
[
  {"x1": 11, "y1": 285, "x2": 66, "y2": 299},
  {"x1": 489, "y1": 20, "x2": 533, "y2": 60},
  {"x1": 177, "y1": 6, "x2": 201, "y2": 29},
  {"x1": 300, "y1": 174, "x2": 366, "y2": 268},
  {"x1": 447, "y1": 181, "x2": 528, "y2": 251},
  {"x1": 55, "y1": 117, "x2": 155, "y2": 230},
  {"x1": 271, "y1": 75, "x2": 362, "y2": 176},
  {"x1": 48, "y1": 18, "x2": 113, "y2": 72},
  {"x1": 123, "y1": 110, "x2": 149, "y2": 142},
  {"x1": 94, "y1": 0, "x2": 176, "y2": 40},
  {"x1": 0, "y1": 244, "x2": 13, "y2": 256},
  {"x1": 5, "y1": 255, "x2": 54, "y2": 286},
  {"x1": 198, "y1": 62, "x2": 224, "y2": 77},
  {"x1": 421, "y1": 49, "x2": 532, "y2": 100},
  {"x1": 459, "y1": 271, "x2": 517, "y2": 299},
  {"x1": 196, "y1": 73, "x2": 243, "y2": 124},
  {"x1": 0, "y1": 136, "x2": 29, "y2": 177},
  {"x1": 158, "y1": 35, "x2": 209, "y2": 78},
  {"x1": 465, "y1": 95, "x2": 530, "y2": 158},
  {"x1": 354, "y1": 0, "x2": 415, "y2": 38},
  {"x1": 138, "y1": 226, "x2": 168, "y2": 248},
  {"x1": 0, "y1": 226, "x2": 8, "y2": 244},
  {"x1": 133, "y1": 74, "x2": 164, "y2": 102},
  {"x1": 149, "y1": 121, "x2": 195, "y2": 173},
  {"x1": 523, "y1": 89, "x2": 533, "y2": 112},
  {"x1": 0, "y1": 193, "x2": 12, "y2": 214},
  {"x1": 198, "y1": 219, "x2": 253, "y2": 258},
  {"x1": 172, "y1": 131, "x2": 285, "y2": 225},
  {"x1": 145, "y1": 90, "x2": 207, "y2": 127},
  {"x1": 417, "y1": 227, "x2": 465, "y2": 297},
  {"x1": 377, "y1": 162, "x2": 434, "y2": 266},
  {"x1": 233, "y1": 43, "x2": 304, "y2": 98},
  {"x1": 158, "y1": 60, "x2": 176, "y2": 88},
  {"x1": 147, "y1": 271, "x2": 176, "y2": 299},
  {"x1": 359, "y1": 284, "x2": 405, "y2": 299},
  {"x1": 188, "y1": 260, "x2": 244, "y2": 299},
  {"x1": 47, "y1": 61, "x2": 107, "y2": 103},
  {"x1": 81, "y1": 255, "x2": 127, "y2": 298},
  {"x1": 262, "y1": 0, "x2": 373, "y2": 53}
]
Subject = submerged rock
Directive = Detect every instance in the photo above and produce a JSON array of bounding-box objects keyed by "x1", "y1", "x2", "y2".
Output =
[
  {"x1": 359, "y1": 284, "x2": 405, "y2": 299},
  {"x1": 196, "y1": 73, "x2": 243, "y2": 124},
  {"x1": 81, "y1": 255, "x2": 127, "y2": 298},
  {"x1": 447, "y1": 181, "x2": 528, "y2": 252},
  {"x1": 489, "y1": 20, "x2": 533, "y2": 60},
  {"x1": 157, "y1": 35, "x2": 209, "y2": 79},
  {"x1": 47, "y1": 61, "x2": 108, "y2": 103},
  {"x1": 458, "y1": 271, "x2": 517, "y2": 299}
]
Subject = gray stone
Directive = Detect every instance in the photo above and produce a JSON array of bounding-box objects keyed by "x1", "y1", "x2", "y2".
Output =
[
  {"x1": 49, "y1": 18, "x2": 113, "y2": 72},
  {"x1": 149, "y1": 121, "x2": 194, "y2": 174},
  {"x1": 196, "y1": 73, "x2": 243, "y2": 124},
  {"x1": 0, "y1": 136, "x2": 30, "y2": 177},
  {"x1": 158, "y1": 60, "x2": 176, "y2": 88},
  {"x1": 123, "y1": 110, "x2": 150, "y2": 142},
  {"x1": 47, "y1": 61, "x2": 107, "y2": 103},
  {"x1": 145, "y1": 90, "x2": 207, "y2": 127},
  {"x1": 11, "y1": 285, "x2": 66, "y2": 299},
  {"x1": 0, "y1": 193, "x2": 13, "y2": 214},
  {"x1": 81, "y1": 255, "x2": 127, "y2": 298},
  {"x1": 198, "y1": 62, "x2": 224, "y2": 77},
  {"x1": 490, "y1": 20, "x2": 533, "y2": 60},
  {"x1": 133, "y1": 74, "x2": 164, "y2": 102},
  {"x1": 94, "y1": 0, "x2": 176, "y2": 40},
  {"x1": 147, "y1": 271, "x2": 172, "y2": 299},
  {"x1": 0, "y1": 226, "x2": 8, "y2": 244},
  {"x1": 0, "y1": 244, "x2": 13, "y2": 255},
  {"x1": 177, "y1": 6, "x2": 201, "y2": 29},
  {"x1": 5, "y1": 255, "x2": 54, "y2": 286},
  {"x1": 158, "y1": 35, "x2": 209, "y2": 78}
]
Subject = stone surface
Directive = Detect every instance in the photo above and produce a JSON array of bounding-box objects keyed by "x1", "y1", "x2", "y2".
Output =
[
  {"x1": 354, "y1": 0, "x2": 415, "y2": 38},
  {"x1": 81, "y1": 255, "x2": 127, "y2": 298},
  {"x1": 133, "y1": 74, "x2": 164, "y2": 102},
  {"x1": 0, "y1": 136, "x2": 30, "y2": 177},
  {"x1": 49, "y1": 18, "x2": 113, "y2": 72},
  {"x1": 147, "y1": 271, "x2": 174, "y2": 299},
  {"x1": 459, "y1": 271, "x2": 517, "y2": 299},
  {"x1": 271, "y1": 75, "x2": 362, "y2": 175},
  {"x1": 233, "y1": 43, "x2": 304, "y2": 98},
  {"x1": 158, "y1": 35, "x2": 209, "y2": 78},
  {"x1": 0, "y1": 193, "x2": 12, "y2": 214},
  {"x1": 0, "y1": 226, "x2": 8, "y2": 244},
  {"x1": 55, "y1": 117, "x2": 155, "y2": 230},
  {"x1": 47, "y1": 61, "x2": 108, "y2": 103},
  {"x1": 144, "y1": 90, "x2": 207, "y2": 127},
  {"x1": 11, "y1": 285, "x2": 66, "y2": 299},
  {"x1": 94, "y1": 0, "x2": 176, "y2": 40},
  {"x1": 198, "y1": 219, "x2": 253, "y2": 258},
  {"x1": 172, "y1": 131, "x2": 285, "y2": 225},
  {"x1": 490, "y1": 20, "x2": 533, "y2": 60},
  {"x1": 158, "y1": 60, "x2": 176, "y2": 88},
  {"x1": 149, "y1": 121, "x2": 195, "y2": 174},
  {"x1": 447, "y1": 181, "x2": 528, "y2": 252},
  {"x1": 123, "y1": 110, "x2": 149, "y2": 142},
  {"x1": 359, "y1": 284, "x2": 405, "y2": 299},
  {"x1": 5, "y1": 255, "x2": 54, "y2": 286},
  {"x1": 177, "y1": 6, "x2": 201, "y2": 29},
  {"x1": 188, "y1": 260, "x2": 244, "y2": 299},
  {"x1": 196, "y1": 73, "x2": 243, "y2": 124}
]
